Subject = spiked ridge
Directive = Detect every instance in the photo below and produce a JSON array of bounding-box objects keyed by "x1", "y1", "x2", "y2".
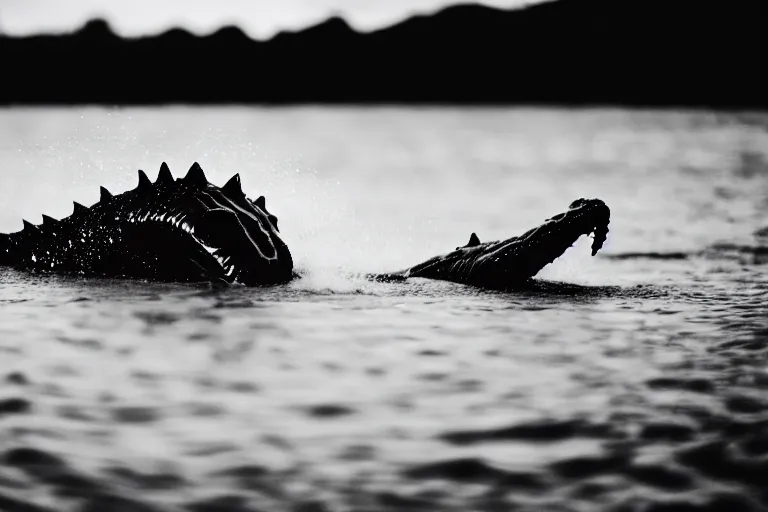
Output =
[
  {"x1": 42, "y1": 215, "x2": 59, "y2": 228},
  {"x1": 137, "y1": 170, "x2": 152, "y2": 192},
  {"x1": 22, "y1": 220, "x2": 39, "y2": 233},
  {"x1": 184, "y1": 162, "x2": 207, "y2": 187},
  {"x1": 157, "y1": 163, "x2": 173, "y2": 186},
  {"x1": 73, "y1": 202, "x2": 88, "y2": 215},
  {"x1": 100, "y1": 186, "x2": 113, "y2": 202},
  {"x1": 0, "y1": 162, "x2": 294, "y2": 286},
  {"x1": 222, "y1": 174, "x2": 242, "y2": 196}
]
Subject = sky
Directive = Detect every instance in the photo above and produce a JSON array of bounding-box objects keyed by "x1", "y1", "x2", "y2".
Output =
[{"x1": 0, "y1": 0, "x2": 542, "y2": 38}]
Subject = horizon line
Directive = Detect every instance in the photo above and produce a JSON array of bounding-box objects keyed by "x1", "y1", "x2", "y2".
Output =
[{"x1": 0, "y1": 0, "x2": 550, "y2": 40}]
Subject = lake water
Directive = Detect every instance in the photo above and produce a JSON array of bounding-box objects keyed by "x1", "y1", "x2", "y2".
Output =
[{"x1": 0, "y1": 107, "x2": 767, "y2": 512}]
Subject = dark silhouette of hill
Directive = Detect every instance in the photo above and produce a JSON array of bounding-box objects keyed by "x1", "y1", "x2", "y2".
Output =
[{"x1": 0, "y1": 0, "x2": 765, "y2": 108}]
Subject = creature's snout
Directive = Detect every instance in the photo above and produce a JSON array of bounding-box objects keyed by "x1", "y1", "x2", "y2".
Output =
[{"x1": 564, "y1": 198, "x2": 611, "y2": 256}]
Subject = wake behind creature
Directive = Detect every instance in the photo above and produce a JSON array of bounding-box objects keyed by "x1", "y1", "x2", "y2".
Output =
[{"x1": 0, "y1": 163, "x2": 610, "y2": 290}]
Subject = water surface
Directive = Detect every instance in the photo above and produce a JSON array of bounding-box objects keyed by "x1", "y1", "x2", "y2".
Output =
[{"x1": 1, "y1": 107, "x2": 767, "y2": 512}]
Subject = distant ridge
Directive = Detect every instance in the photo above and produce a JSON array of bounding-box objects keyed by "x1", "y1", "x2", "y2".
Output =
[{"x1": 0, "y1": 0, "x2": 766, "y2": 109}]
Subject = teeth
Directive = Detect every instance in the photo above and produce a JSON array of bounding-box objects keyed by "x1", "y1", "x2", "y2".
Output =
[
  {"x1": 210, "y1": 252, "x2": 235, "y2": 275},
  {"x1": 129, "y1": 209, "x2": 211, "y2": 260},
  {"x1": 138, "y1": 209, "x2": 201, "y2": 235}
]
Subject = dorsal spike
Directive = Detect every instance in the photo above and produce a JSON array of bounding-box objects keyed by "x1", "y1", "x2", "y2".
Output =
[
  {"x1": 137, "y1": 169, "x2": 152, "y2": 191},
  {"x1": 100, "y1": 186, "x2": 113, "y2": 202},
  {"x1": 222, "y1": 173, "x2": 242, "y2": 196},
  {"x1": 42, "y1": 214, "x2": 59, "y2": 227},
  {"x1": 22, "y1": 219, "x2": 39, "y2": 232},
  {"x1": 73, "y1": 202, "x2": 87, "y2": 215},
  {"x1": 157, "y1": 162, "x2": 174, "y2": 185},
  {"x1": 184, "y1": 162, "x2": 207, "y2": 187},
  {"x1": 255, "y1": 196, "x2": 266, "y2": 210},
  {"x1": 268, "y1": 214, "x2": 279, "y2": 232},
  {"x1": 457, "y1": 232, "x2": 481, "y2": 251}
]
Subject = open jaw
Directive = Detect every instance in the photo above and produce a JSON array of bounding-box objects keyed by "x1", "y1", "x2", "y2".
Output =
[
  {"x1": 123, "y1": 164, "x2": 295, "y2": 286},
  {"x1": 473, "y1": 197, "x2": 610, "y2": 286},
  {"x1": 528, "y1": 197, "x2": 611, "y2": 259},
  {"x1": 184, "y1": 198, "x2": 292, "y2": 286},
  {"x1": 388, "y1": 198, "x2": 611, "y2": 289},
  {"x1": 122, "y1": 204, "x2": 244, "y2": 284},
  {"x1": 0, "y1": 162, "x2": 295, "y2": 287}
]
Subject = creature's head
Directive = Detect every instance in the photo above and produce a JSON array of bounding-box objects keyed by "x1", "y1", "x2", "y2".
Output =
[
  {"x1": 500, "y1": 197, "x2": 609, "y2": 269},
  {"x1": 559, "y1": 197, "x2": 610, "y2": 256},
  {"x1": 478, "y1": 197, "x2": 610, "y2": 283},
  {"x1": 118, "y1": 162, "x2": 293, "y2": 285},
  {"x1": 407, "y1": 197, "x2": 610, "y2": 287}
]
